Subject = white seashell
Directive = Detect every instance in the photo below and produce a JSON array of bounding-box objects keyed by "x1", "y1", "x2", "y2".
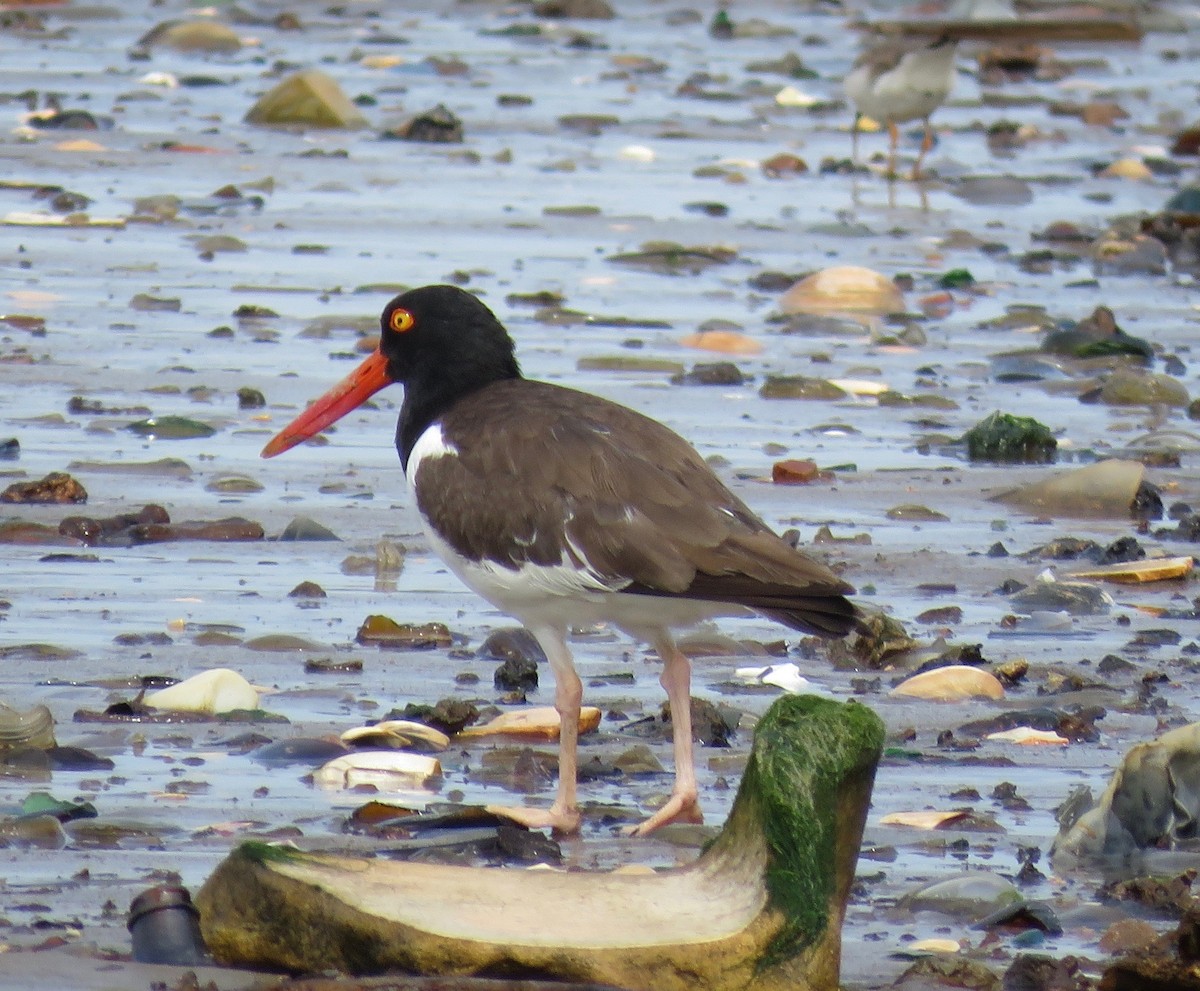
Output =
[
  {"x1": 909, "y1": 938, "x2": 961, "y2": 954},
  {"x1": 774, "y1": 85, "x2": 818, "y2": 108},
  {"x1": 138, "y1": 71, "x2": 179, "y2": 88},
  {"x1": 618, "y1": 144, "x2": 656, "y2": 162},
  {"x1": 146, "y1": 668, "x2": 258, "y2": 714},
  {"x1": 734, "y1": 663, "x2": 822, "y2": 695},
  {"x1": 986, "y1": 727, "x2": 1068, "y2": 745},
  {"x1": 340, "y1": 720, "x2": 450, "y2": 752},
  {"x1": 313, "y1": 751, "x2": 442, "y2": 791}
]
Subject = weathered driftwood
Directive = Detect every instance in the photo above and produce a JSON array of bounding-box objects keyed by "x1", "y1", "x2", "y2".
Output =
[
  {"x1": 196, "y1": 695, "x2": 883, "y2": 991},
  {"x1": 859, "y1": 18, "x2": 1144, "y2": 43}
]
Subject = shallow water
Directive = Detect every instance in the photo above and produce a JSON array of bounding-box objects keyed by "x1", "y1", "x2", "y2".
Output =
[{"x1": 3, "y1": 0, "x2": 1200, "y2": 987}]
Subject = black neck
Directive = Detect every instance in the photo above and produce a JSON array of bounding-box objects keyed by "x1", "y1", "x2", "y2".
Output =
[{"x1": 396, "y1": 356, "x2": 520, "y2": 468}]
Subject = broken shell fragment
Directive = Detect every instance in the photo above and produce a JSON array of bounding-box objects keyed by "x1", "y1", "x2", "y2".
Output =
[
  {"x1": 145, "y1": 668, "x2": 259, "y2": 714},
  {"x1": 1066, "y1": 556, "x2": 1194, "y2": 584},
  {"x1": 986, "y1": 727, "x2": 1069, "y2": 745},
  {"x1": 312, "y1": 751, "x2": 443, "y2": 791},
  {"x1": 340, "y1": 720, "x2": 450, "y2": 753},
  {"x1": 456, "y1": 706, "x2": 603, "y2": 740}
]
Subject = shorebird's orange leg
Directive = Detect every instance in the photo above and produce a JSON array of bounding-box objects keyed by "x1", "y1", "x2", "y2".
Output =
[
  {"x1": 487, "y1": 626, "x2": 583, "y2": 835},
  {"x1": 625, "y1": 636, "x2": 704, "y2": 836},
  {"x1": 912, "y1": 117, "x2": 935, "y2": 181}
]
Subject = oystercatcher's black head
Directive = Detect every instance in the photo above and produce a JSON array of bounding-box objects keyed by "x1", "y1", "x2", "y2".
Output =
[
  {"x1": 378, "y1": 285, "x2": 521, "y2": 390},
  {"x1": 261, "y1": 285, "x2": 521, "y2": 459}
]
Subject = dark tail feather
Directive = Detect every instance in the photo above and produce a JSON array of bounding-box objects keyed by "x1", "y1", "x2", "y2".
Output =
[{"x1": 761, "y1": 595, "x2": 860, "y2": 638}]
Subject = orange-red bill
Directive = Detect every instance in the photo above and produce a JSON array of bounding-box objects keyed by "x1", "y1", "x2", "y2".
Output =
[{"x1": 260, "y1": 349, "x2": 393, "y2": 458}]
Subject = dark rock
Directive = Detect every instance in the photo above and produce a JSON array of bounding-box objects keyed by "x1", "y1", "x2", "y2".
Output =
[
  {"x1": 1098, "y1": 536, "x2": 1146, "y2": 565},
  {"x1": 1042, "y1": 306, "x2": 1153, "y2": 362},
  {"x1": 479, "y1": 627, "x2": 547, "y2": 665},
  {"x1": 396, "y1": 698, "x2": 479, "y2": 736},
  {"x1": 237, "y1": 387, "x2": 266, "y2": 409},
  {"x1": 1132, "y1": 481, "x2": 1165, "y2": 522},
  {"x1": 672, "y1": 361, "x2": 746, "y2": 386},
  {"x1": 534, "y1": 0, "x2": 614, "y2": 17},
  {"x1": 493, "y1": 653, "x2": 539, "y2": 693},
  {"x1": 384, "y1": 103, "x2": 464, "y2": 143},
  {"x1": 278, "y1": 517, "x2": 339, "y2": 541},
  {"x1": 1100, "y1": 905, "x2": 1200, "y2": 990},
  {"x1": 494, "y1": 823, "x2": 562, "y2": 865},
  {"x1": 1002, "y1": 953, "x2": 1090, "y2": 991},
  {"x1": 288, "y1": 581, "x2": 326, "y2": 598}
]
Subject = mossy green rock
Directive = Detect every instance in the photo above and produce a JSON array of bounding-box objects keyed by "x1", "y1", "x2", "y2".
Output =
[
  {"x1": 245, "y1": 70, "x2": 369, "y2": 130},
  {"x1": 196, "y1": 695, "x2": 883, "y2": 990},
  {"x1": 963, "y1": 411, "x2": 1056, "y2": 464}
]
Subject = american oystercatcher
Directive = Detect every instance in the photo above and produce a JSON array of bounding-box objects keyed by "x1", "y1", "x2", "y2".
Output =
[
  {"x1": 844, "y1": 34, "x2": 958, "y2": 181},
  {"x1": 262, "y1": 285, "x2": 856, "y2": 835}
]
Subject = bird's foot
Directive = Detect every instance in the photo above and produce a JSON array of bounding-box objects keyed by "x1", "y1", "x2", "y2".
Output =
[
  {"x1": 486, "y1": 802, "x2": 581, "y2": 837},
  {"x1": 623, "y1": 794, "x2": 703, "y2": 837}
]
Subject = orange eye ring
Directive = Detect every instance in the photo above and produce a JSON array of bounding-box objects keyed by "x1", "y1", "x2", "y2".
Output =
[{"x1": 389, "y1": 308, "x2": 415, "y2": 333}]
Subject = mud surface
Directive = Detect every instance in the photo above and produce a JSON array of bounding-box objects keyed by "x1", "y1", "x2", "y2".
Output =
[{"x1": 3, "y1": 0, "x2": 1200, "y2": 988}]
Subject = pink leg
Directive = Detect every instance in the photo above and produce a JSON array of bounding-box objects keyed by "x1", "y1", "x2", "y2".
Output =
[
  {"x1": 486, "y1": 626, "x2": 582, "y2": 835},
  {"x1": 851, "y1": 112, "x2": 861, "y2": 168},
  {"x1": 626, "y1": 635, "x2": 703, "y2": 836},
  {"x1": 886, "y1": 120, "x2": 900, "y2": 180}
]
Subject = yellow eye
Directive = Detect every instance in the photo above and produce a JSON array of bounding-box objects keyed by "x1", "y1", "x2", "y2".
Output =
[{"x1": 389, "y1": 308, "x2": 415, "y2": 333}]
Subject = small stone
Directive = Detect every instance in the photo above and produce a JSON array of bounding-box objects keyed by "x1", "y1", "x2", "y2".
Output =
[
  {"x1": 1, "y1": 472, "x2": 87, "y2": 505},
  {"x1": 237, "y1": 387, "x2": 266, "y2": 410},
  {"x1": 205, "y1": 475, "x2": 264, "y2": 494},
  {"x1": 125, "y1": 416, "x2": 216, "y2": 440},
  {"x1": 1098, "y1": 917, "x2": 1158, "y2": 955},
  {"x1": 759, "y1": 376, "x2": 848, "y2": 401},
  {"x1": 129, "y1": 294, "x2": 182, "y2": 312},
  {"x1": 533, "y1": 0, "x2": 614, "y2": 17},
  {"x1": 760, "y1": 153, "x2": 808, "y2": 178},
  {"x1": 672, "y1": 362, "x2": 745, "y2": 386},
  {"x1": 772, "y1": 459, "x2": 822, "y2": 484},
  {"x1": 245, "y1": 70, "x2": 370, "y2": 129},
  {"x1": 356, "y1": 616, "x2": 452, "y2": 650},
  {"x1": 494, "y1": 654, "x2": 538, "y2": 693},
  {"x1": 385, "y1": 103, "x2": 463, "y2": 143},
  {"x1": 288, "y1": 581, "x2": 326, "y2": 599},
  {"x1": 278, "y1": 517, "x2": 340, "y2": 541},
  {"x1": 138, "y1": 19, "x2": 243, "y2": 53},
  {"x1": 885, "y1": 504, "x2": 949, "y2": 522}
]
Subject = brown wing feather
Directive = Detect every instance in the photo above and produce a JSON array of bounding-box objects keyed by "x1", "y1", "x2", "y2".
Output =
[{"x1": 424, "y1": 379, "x2": 854, "y2": 635}]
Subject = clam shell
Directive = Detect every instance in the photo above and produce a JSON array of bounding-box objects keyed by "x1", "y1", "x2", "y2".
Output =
[
  {"x1": 0, "y1": 703, "x2": 55, "y2": 750},
  {"x1": 890, "y1": 665, "x2": 1005, "y2": 702},
  {"x1": 145, "y1": 667, "x2": 259, "y2": 714},
  {"x1": 340, "y1": 720, "x2": 450, "y2": 752},
  {"x1": 313, "y1": 751, "x2": 442, "y2": 791},
  {"x1": 781, "y1": 265, "x2": 904, "y2": 317}
]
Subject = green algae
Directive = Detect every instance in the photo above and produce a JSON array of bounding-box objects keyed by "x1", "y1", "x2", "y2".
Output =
[{"x1": 710, "y1": 695, "x2": 884, "y2": 968}]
